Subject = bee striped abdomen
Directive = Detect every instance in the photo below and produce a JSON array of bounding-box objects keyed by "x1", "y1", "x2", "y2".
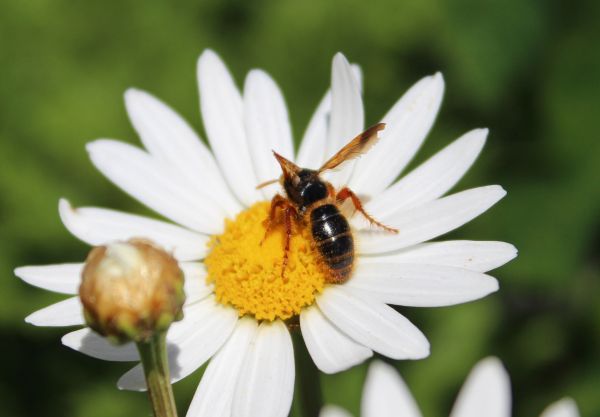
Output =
[{"x1": 310, "y1": 204, "x2": 354, "y2": 283}]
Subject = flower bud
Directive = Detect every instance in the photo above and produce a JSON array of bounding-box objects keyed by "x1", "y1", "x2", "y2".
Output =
[{"x1": 79, "y1": 239, "x2": 185, "y2": 344}]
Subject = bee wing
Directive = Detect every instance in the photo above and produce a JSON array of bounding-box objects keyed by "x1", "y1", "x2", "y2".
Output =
[{"x1": 318, "y1": 123, "x2": 385, "y2": 173}]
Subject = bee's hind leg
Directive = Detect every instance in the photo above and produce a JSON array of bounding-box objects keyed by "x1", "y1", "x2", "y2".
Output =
[{"x1": 336, "y1": 187, "x2": 398, "y2": 233}]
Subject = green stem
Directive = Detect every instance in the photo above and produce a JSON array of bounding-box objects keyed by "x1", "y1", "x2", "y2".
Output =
[
  {"x1": 136, "y1": 332, "x2": 178, "y2": 417},
  {"x1": 293, "y1": 332, "x2": 323, "y2": 417}
]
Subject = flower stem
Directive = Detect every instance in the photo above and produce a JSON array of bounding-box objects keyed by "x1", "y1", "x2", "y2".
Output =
[
  {"x1": 293, "y1": 332, "x2": 323, "y2": 417},
  {"x1": 136, "y1": 332, "x2": 178, "y2": 417}
]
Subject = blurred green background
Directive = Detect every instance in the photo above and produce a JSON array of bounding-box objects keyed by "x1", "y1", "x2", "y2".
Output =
[{"x1": 1, "y1": 0, "x2": 599, "y2": 416}]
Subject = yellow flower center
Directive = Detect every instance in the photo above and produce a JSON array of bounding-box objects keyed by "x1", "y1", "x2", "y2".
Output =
[{"x1": 205, "y1": 201, "x2": 328, "y2": 321}]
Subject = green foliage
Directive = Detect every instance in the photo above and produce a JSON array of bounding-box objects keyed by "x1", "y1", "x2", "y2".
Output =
[{"x1": 1, "y1": 0, "x2": 598, "y2": 416}]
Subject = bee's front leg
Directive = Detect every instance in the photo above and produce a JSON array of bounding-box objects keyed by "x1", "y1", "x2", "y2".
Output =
[
  {"x1": 280, "y1": 203, "x2": 297, "y2": 282},
  {"x1": 261, "y1": 195, "x2": 298, "y2": 281},
  {"x1": 261, "y1": 194, "x2": 288, "y2": 245}
]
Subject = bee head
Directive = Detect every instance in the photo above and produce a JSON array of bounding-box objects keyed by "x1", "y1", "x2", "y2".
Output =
[
  {"x1": 272, "y1": 151, "x2": 325, "y2": 207},
  {"x1": 272, "y1": 151, "x2": 302, "y2": 186}
]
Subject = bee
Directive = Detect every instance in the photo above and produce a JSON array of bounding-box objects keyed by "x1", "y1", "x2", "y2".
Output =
[{"x1": 258, "y1": 123, "x2": 398, "y2": 284}]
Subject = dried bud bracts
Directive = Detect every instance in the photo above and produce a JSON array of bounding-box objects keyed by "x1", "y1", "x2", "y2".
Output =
[{"x1": 79, "y1": 239, "x2": 185, "y2": 344}]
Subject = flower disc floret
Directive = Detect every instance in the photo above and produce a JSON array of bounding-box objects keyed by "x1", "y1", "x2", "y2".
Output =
[{"x1": 206, "y1": 202, "x2": 327, "y2": 321}]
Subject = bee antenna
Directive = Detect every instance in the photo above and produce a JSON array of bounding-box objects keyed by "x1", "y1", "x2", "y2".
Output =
[{"x1": 256, "y1": 178, "x2": 279, "y2": 189}]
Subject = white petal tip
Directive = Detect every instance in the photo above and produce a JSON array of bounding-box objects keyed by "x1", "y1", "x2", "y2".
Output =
[
  {"x1": 244, "y1": 69, "x2": 271, "y2": 90},
  {"x1": 119, "y1": 386, "x2": 146, "y2": 392},
  {"x1": 198, "y1": 49, "x2": 221, "y2": 68},
  {"x1": 319, "y1": 349, "x2": 374, "y2": 375},
  {"x1": 467, "y1": 128, "x2": 489, "y2": 143},
  {"x1": 398, "y1": 339, "x2": 430, "y2": 360},
  {"x1": 486, "y1": 185, "x2": 508, "y2": 200},
  {"x1": 247, "y1": 68, "x2": 265, "y2": 79},
  {"x1": 320, "y1": 405, "x2": 353, "y2": 417},
  {"x1": 450, "y1": 129, "x2": 488, "y2": 155},
  {"x1": 476, "y1": 356, "x2": 506, "y2": 374},
  {"x1": 24, "y1": 313, "x2": 43, "y2": 326},
  {"x1": 116, "y1": 379, "x2": 147, "y2": 392},
  {"x1": 58, "y1": 197, "x2": 72, "y2": 213},
  {"x1": 333, "y1": 51, "x2": 349, "y2": 61},
  {"x1": 60, "y1": 332, "x2": 89, "y2": 354},
  {"x1": 200, "y1": 48, "x2": 217, "y2": 59},
  {"x1": 542, "y1": 398, "x2": 580, "y2": 417},
  {"x1": 496, "y1": 185, "x2": 508, "y2": 198},
  {"x1": 13, "y1": 266, "x2": 27, "y2": 279},
  {"x1": 85, "y1": 140, "x2": 104, "y2": 154},
  {"x1": 489, "y1": 278, "x2": 500, "y2": 293},
  {"x1": 124, "y1": 88, "x2": 153, "y2": 108},
  {"x1": 431, "y1": 72, "x2": 445, "y2": 86},
  {"x1": 60, "y1": 333, "x2": 73, "y2": 345},
  {"x1": 412, "y1": 345, "x2": 431, "y2": 360},
  {"x1": 58, "y1": 198, "x2": 76, "y2": 229},
  {"x1": 124, "y1": 87, "x2": 142, "y2": 98},
  {"x1": 478, "y1": 127, "x2": 490, "y2": 136},
  {"x1": 117, "y1": 384, "x2": 146, "y2": 392}
]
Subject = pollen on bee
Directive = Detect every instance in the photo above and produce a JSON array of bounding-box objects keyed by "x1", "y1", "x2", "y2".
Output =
[{"x1": 205, "y1": 202, "x2": 328, "y2": 321}]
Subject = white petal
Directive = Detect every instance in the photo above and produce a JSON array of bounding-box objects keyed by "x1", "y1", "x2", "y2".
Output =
[
  {"x1": 296, "y1": 90, "x2": 331, "y2": 169},
  {"x1": 62, "y1": 328, "x2": 139, "y2": 361},
  {"x1": 164, "y1": 300, "x2": 215, "y2": 343},
  {"x1": 540, "y1": 398, "x2": 580, "y2": 417},
  {"x1": 87, "y1": 139, "x2": 224, "y2": 234},
  {"x1": 317, "y1": 287, "x2": 429, "y2": 360},
  {"x1": 125, "y1": 88, "x2": 241, "y2": 216},
  {"x1": 59, "y1": 199, "x2": 209, "y2": 261},
  {"x1": 320, "y1": 405, "x2": 354, "y2": 417},
  {"x1": 362, "y1": 361, "x2": 422, "y2": 417},
  {"x1": 297, "y1": 64, "x2": 362, "y2": 170},
  {"x1": 449, "y1": 357, "x2": 511, "y2": 417},
  {"x1": 232, "y1": 320, "x2": 295, "y2": 417},
  {"x1": 300, "y1": 305, "x2": 372, "y2": 374},
  {"x1": 15, "y1": 263, "x2": 82, "y2": 294},
  {"x1": 366, "y1": 129, "x2": 487, "y2": 215},
  {"x1": 186, "y1": 317, "x2": 258, "y2": 417},
  {"x1": 324, "y1": 53, "x2": 364, "y2": 187},
  {"x1": 197, "y1": 49, "x2": 261, "y2": 206},
  {"x1": 349, "y1": 73, "x2": 444, "y2": 196},
  {"x1": 25, "y1": 296, "x2": 84, "y2": 327},
  {"x1": 351, "y1": 64, "x2": 363, "y2": 92},
  {"x1": 179, "y1": 262, "x2": 213, "y2": 304},
  {"x1": 358, "y1": 186, "x2": 507, "y2": 254},
  {"x1": 244, "y1": 69, "x2": 294, "y2": 199},
  {"x1": 346, "y1": 263, "x2": 498, "y2": 307},
  {"x1": 360, "y1": 240, "x2": 517, "y2": 272},
  {"x1": 118, "y1": 298, "x2": 238, "y2": 390},
  {"x1": 124, "y1": 89, "x2": 241, "y2": 217},
  {"x1": 164, "y1": 300, "x2": 237, "y2": 379}
]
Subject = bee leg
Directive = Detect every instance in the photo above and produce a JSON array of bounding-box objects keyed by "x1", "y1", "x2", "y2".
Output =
[
  {"x1": 336, "y1": 187, "x2": 399, "y2": 233},
  {"x1": 326, "y1": 183, "x2": 337, "y2": 198},
  {"x1": 261, "y1": 194, "x2": 287, "y2": 245},
  {"x1": 261, "y1": 195, "x2": 298, "y2": 281},
  {"x1": 280, "y1": 204, "x2": 296, "y2": 282}
]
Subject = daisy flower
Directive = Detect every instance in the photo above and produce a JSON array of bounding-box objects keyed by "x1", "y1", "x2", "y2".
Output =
[
  {"x1": 15, "y1": 50, "x2": 516, "y2": 417},
  {"x1": 320, "y1": 358, "x2": 580, "y2": 417}
]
